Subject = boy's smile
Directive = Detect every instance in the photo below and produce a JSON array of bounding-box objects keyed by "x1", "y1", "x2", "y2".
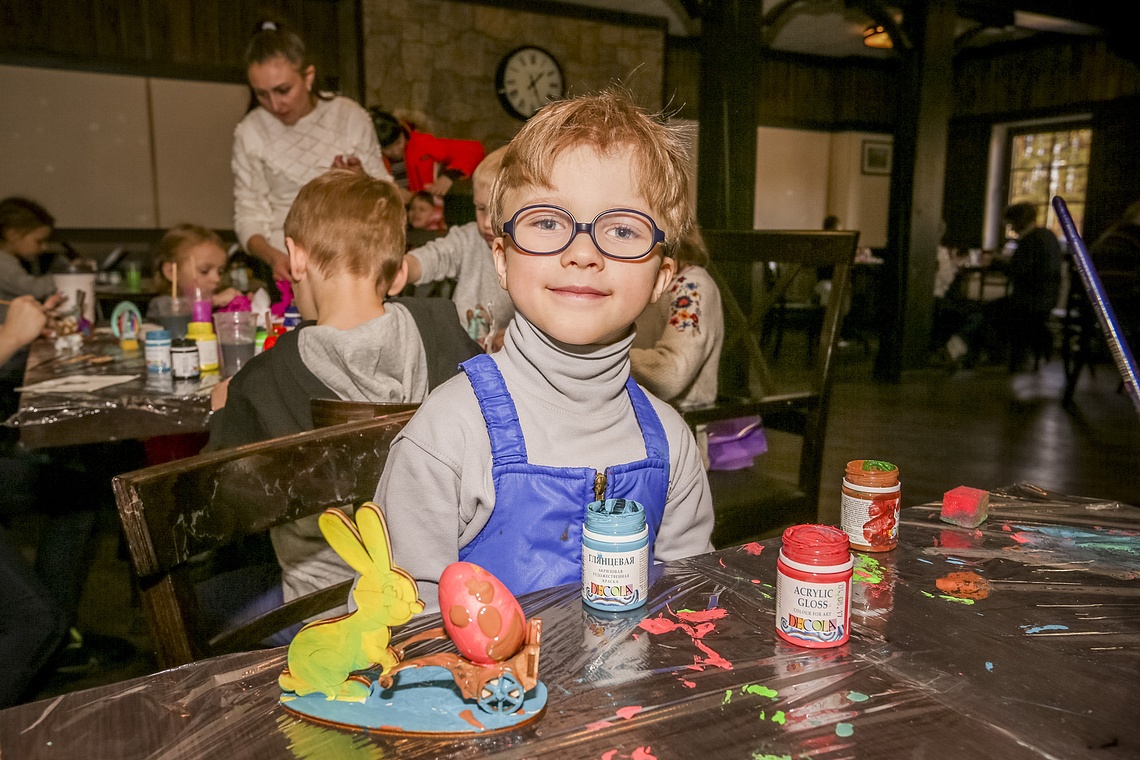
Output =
[{"x1": 493, "y1": 145, "x2": 674, "y2": 346}]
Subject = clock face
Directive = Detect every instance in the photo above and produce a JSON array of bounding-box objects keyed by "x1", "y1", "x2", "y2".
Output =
[{"x1": 496, "y1": 46, "x2": 565, "y2": 120}]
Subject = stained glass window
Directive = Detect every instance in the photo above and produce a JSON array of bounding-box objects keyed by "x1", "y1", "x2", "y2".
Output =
[{"x1": 1007, "y1": 124, "x2": 1092, "y2": 237}]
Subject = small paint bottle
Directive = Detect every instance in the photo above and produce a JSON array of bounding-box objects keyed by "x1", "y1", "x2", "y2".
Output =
[
  {"x1": 170, "y1": 338, "x2": 200, "y2": 380},
  {"x1": 582, "y1": 498, "x2": 649, "y2": 612},
  {"x1": 144, "y1": 329, "x2": 172, "y2": 374},
  {"x1": 776, "y1": 524, "x2": 852, "y2": 648},
  {"x1": 841, "y1": 460, "x2": 901, "y2": 551},
  {"x1": 186, "y1": 321, "x2": 219, "y2": 373}
]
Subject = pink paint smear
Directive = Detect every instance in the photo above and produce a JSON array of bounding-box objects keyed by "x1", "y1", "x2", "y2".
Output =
[
  {"x1": 600, "y1": 748, "x2": 656, "y2": 760},
  {"x1": 742, "y1": 542, "x2": 764, "y2": 555}
]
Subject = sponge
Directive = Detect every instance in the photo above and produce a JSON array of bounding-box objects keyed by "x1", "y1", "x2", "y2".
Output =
[{"x1": 941, "y1": 486, "x2": 990, "y2": 528}]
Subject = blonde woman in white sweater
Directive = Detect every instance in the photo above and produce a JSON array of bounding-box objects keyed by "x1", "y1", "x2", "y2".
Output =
[{"x1": 631, "y1": 225, "x2": 724, "y2": 409}]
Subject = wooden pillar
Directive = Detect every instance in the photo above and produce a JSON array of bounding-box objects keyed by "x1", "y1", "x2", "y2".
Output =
[
  {"x1": 695, "y1": 0, "x2": 763, "y2": 232},
  {"x1": 873, "y1": 0, "x2": 956, "y2": 381}
]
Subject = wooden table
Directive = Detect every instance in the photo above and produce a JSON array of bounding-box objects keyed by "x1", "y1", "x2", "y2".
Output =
[
  {"x1": 1, "y1": 484, "x2": 1137, "y2": 758},
  {"x1": 7, "y1": 331, "x2": 213, "y2": 449}
]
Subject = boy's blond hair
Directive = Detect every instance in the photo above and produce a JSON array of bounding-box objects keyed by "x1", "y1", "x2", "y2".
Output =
[
  {"x1": 284, "y1": 169, "x2": 406, "y2": 285},
  {"x1": 489, "y1": 89, "x2": 693, "y2": 255},
  {"x1": 473, "y1": 145, "x2": 507, "y2": 193}
]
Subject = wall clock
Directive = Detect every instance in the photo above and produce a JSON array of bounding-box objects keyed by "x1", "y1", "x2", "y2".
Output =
[{"x1": 495, "y1": 46, "x2": 565, "y2": 120}]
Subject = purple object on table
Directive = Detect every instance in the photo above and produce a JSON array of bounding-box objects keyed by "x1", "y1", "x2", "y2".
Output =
[{"x1": 191, "y1": 299, "x2": 211, "y2": 323}]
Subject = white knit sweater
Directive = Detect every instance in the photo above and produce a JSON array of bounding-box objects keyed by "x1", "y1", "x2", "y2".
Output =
[{"x1": 232, "y1": 96, "x2": 390, "y2": 253}]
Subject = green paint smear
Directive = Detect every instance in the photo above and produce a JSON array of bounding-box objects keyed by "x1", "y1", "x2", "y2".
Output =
[
  {"x1": 743, "y1": 684, "x2": 779, "y2": 699},
  {"x1": 771, "y1": 710, "x2": 786, "y2": 725},
  {"x1": 938, "y1": 595, "x2": 975, "y2": 605},
  {"x1": 853, "y1": 554, "x2": 883, "y2": 584},
  {"x1": 861, "y1": 460, "x2": 896, "y2": 472},
  {"x1": 836, "y1": 722, "x2": 855, "y2": 737},
  {"x1": 845, "y1": 691, "x2": 870, "y2": 702},
  {"x1": 723, "y1": 690, "x2": 733, "y2": 705},
  {"x1": 751, "y1": 754, "x2": 791, "y2": 760},
  {"x1": 920, "y1": 590, "x2": 935, "y2": 598},
  {"x1": 759, "y1": 591, "x2": 773, "y2": 600},
  {"x1": 759, "y1": 710, "x2": 765, "y2": 720}
]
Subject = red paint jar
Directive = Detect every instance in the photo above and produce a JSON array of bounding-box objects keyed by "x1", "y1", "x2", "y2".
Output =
[
  {"x1": 776, "y1": 524, "x2": 852, "y2": 648},
  {"x1": 841, "y1": 459, "x2": 901, "y2": 552}
]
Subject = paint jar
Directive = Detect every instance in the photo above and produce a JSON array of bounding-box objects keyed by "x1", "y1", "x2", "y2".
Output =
[
  {"x1": 144, "y1": 329, "x2": 172, "y2": 374},
  {"x1": 840, "y1": 460, "x2": 901, "y2": 552},
  {"x1": 186, "y1": 321, "x2": 219, "y2": 373},
  {"x1": 776, "y1": 524, "x2": 852, "y2": 648},
  {"x1": 582, "y1": 498, "x2": 649, "y2": 612},
  {"x1": 170, "y1": 338, "x2": 200, "y2": 380}
]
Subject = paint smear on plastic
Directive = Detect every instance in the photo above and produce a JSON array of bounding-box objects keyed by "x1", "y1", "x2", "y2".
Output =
[
  {"x1": 835, "y1": 722, "x2": 854, "y2": 737},
  {"x1": 853, "y1": 555, "x2": 883, "y2": 585},
  {"x1": 1021, "y1": 624, "x2": 1069, "y2": 634},
  {"x1": 845, "y1": 691, "x2": 869, "y2": 702},
  {"x1": 742, "y1": 684, "x2": 779, "y2": 699},
  {"x1": 742, "y1": 542, "x2": 764, "y2": 555}
]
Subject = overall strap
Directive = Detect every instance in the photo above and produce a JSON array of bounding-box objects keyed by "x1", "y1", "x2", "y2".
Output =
[
  {"x1": 624, "y1": 376, "x2": 669, "y2": 461},
  {"x1": 461, "y1": 354, "x2": 528, "y2": 465}
]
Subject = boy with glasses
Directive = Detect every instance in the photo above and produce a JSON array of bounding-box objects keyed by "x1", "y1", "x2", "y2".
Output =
[{"x1": 374, "y1": 90, "x2": 714, "y2": 610}]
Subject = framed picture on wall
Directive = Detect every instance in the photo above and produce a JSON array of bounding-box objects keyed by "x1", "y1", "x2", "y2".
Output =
[{"x1": 861, "y1": 140, "x2": 892, "y2": 175}]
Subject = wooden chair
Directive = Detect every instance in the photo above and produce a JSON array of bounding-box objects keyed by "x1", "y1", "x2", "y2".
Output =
[
  {"x1": 310, "y1": 398, "x2": 421, "y2": 428},
  {"x1": 682, "y1": 229, "x2": 857, "y2": 548},
  {"x1": 112, "y1": 411, "x2": 415, "y2": 669}
]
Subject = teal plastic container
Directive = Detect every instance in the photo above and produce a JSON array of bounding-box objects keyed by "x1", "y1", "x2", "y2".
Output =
[{"x1": 582, "y1": 498, "x2": 649, "y2": 611}]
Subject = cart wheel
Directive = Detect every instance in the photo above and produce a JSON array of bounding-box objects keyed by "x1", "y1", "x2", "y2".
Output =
[{"x1": 477, "y1": 672, "x2": 524, "y2": 713}]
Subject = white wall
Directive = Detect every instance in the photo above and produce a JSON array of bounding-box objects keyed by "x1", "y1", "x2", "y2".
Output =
[
  {"x1": 754, "y1": 125, "x2": 892, "y2": 247},
  {"x1": 0, "y1": 64, "x2": 248, "y2": 230}
]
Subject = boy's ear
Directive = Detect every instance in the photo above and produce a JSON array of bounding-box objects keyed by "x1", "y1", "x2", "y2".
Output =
[
  {"x1": 385, "y1": 258, "x2": 409, "y2": 296},
  {"x1": 492, "y1": 237, "x2": 509, "y2": 290},
  {"x1": 286, "y1": 237, "x2": 308, "y2": 282},
  {"x1": 649, "y1": 256, "x2": 676, "y2": 304}
]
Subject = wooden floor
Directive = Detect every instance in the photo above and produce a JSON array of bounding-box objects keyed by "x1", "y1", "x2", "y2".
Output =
[{"x1": 13, "y1": 339, "x2": 1140, "y2": 706}]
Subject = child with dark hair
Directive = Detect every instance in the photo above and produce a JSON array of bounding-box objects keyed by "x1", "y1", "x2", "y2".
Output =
[
  {"x1": 0, "y1": 197, "x2": 57, "y2": 318},
  {"x1": 369, "y1": 108, "x2": 485, "y2": 204}
]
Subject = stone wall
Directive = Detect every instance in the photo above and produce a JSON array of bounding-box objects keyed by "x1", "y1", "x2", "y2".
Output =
[{"x1": 361, "y1": 0, "x2": 666, "y2": 150}]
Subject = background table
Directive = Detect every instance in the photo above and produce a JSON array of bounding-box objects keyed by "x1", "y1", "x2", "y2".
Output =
[
  {"x1": 1, "y1": 484, "x2": 1137, "y2": 758},
  {"x1": 7, "y1": 331, "x2": 213, "y2": 449}
]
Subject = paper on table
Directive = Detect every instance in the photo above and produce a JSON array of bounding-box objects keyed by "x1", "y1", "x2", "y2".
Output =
[{"x1": 16, "y1": 375, "x2": 140, "y2": 394}]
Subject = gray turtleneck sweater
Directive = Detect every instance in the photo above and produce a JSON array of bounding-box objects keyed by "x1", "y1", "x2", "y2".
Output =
[{"x1": 375, "y1": 311, "x2": 715, "y2": 610}]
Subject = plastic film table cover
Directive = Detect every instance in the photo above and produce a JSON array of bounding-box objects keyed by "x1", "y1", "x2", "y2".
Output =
[
  {"x1": 6, "y1": 333, "x2": 212, "y2": 448},
  {"x1": 1, "y1": 484, "x2": 1137, "y2": 758}
]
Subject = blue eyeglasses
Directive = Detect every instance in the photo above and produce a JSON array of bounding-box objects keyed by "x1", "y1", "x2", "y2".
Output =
[{"x1": 502, "y1": 204, "x2": 666, "y2": 261}]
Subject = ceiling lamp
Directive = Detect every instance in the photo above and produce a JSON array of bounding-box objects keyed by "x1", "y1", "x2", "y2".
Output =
[{"x1": 862, "y1": 24, "x2": 893, "y2": 49}]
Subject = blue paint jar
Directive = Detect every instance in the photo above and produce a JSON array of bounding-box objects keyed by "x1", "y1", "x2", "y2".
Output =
[
  {"x1": 582, "y1": 498, "x2": 649, "y2": 611},
  {"x1": 144, "y1": 329, "x2": 172, "y2": 374}
]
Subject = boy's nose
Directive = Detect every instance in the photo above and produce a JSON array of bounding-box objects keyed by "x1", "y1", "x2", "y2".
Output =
[{"x1": 560, "y1": 229, "x2": 605, "y2": 267}]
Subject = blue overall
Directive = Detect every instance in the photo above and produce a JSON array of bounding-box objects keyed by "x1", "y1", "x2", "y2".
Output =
[{"x1": 458, "y1": 354, "x2": 669, "y2": 597}]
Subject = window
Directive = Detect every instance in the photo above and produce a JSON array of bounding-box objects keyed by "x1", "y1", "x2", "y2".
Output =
[{"x1": 1007, "y1": 123, "x2": 1092, "y2": 237}]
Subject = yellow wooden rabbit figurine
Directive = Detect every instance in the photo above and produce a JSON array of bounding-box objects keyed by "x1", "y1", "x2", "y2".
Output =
[{"x1": 279, "y1": 503, "x2": 424, "y2": 701}]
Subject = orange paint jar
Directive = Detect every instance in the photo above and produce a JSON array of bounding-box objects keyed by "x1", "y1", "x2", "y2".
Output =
[{"x1": 840, "y1": 460, "x2": 901, "y2": 552}]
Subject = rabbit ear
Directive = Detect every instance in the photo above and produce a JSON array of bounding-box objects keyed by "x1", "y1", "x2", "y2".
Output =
[
  {"x1": 355, "y1": 502, "x2": 394, "y2": 571},
  {"x1": 318, "y1": 507, "x2": 375, "y2": 576}
]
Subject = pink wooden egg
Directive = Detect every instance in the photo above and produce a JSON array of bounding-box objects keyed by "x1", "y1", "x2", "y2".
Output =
[{"x1": 439, "y1": 562, "x2": 526, "y2": 664}]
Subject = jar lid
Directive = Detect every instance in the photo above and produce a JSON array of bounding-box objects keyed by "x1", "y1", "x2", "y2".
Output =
[
  {"x1": 781, "y1": 524, "x2": 850, "y2": 566},
  {"x1": 146, "y1": 330, "x2": 171, "y2": 341},
  {"x1": 170, "y1": 338, "x2": 197, "y2": 348},
  {"x1": 186, "y1": 321, "x2": 215, "y2": 337}
]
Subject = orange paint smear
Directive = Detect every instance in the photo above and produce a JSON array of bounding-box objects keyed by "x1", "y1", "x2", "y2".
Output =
[
  {"x1": 693, "y1": 639, "x2": 732, "y2": 670},
  {"x1": 458, "y1": 709, "x2": 485, "y2": 730},
  {"x1": 632, "y1": 748, "x2": 658, "y2": 760},
  {"x1": 742, "y1": 542, "x2": 764, "y2": 555},
  {"x1": 616, "y1": 705, "x2": 643, "y2": 720},
  {"x1": 675, "y1": 608, "x2": 727, "y2": 624},
  {"x1": 936, "y1": 571, "x2": 991, "y2": 600},
  {"x1": 587, "y1": 720, "x2": 615, "y2": 731}
]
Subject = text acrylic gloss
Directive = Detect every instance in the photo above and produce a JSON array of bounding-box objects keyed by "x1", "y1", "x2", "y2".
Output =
[{"x1": 776, "y1": 524, "x2": 853, "y2": 648}]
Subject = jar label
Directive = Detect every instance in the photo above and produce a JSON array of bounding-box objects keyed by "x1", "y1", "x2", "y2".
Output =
[
  {"x1": 776, "y1": 573, "x2": 849, "y2": 645},
  {"x1": 196, "y1": 339, "x2": 219, "y2": 370},
  {"x1": 582, "y1": 544, "x2": 648, "y2": 611},
  {"x1": 841, "y1": 491, "x2": 900, "y2": 550},
  {"x1": 171, "y1": 349, "x2": 199, "y2": 379}
]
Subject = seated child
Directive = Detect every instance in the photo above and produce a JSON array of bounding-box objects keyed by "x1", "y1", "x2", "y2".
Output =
[
  {"x1": 147, "y1": 224, "x2": 242, "y2": 318},
  {"x1": 0, "y1": 197, "x2": 57, "y2": 317},
  {"x1": 407, "y1": 190, "x2": 446, "y2": 232},
  {"x1": 374, "y1": 90, "x2": 715, "y2": 611},
  {"x1": 404, "y1": 146, "x2": 514, "y2": 351},
  {"x1": 631, "y1": 224, "x2": 724, "y2": 409},
  {"x1": 207, "y1": 169, "x2": 480, "y2": 617}
]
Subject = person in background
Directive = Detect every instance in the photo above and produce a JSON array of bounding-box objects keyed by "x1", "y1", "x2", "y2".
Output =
[
  {"x1": 233, "y1": 19, "x2": 390, "y2": 285},
  {"x1": 997, "y1": 202, "x2": 1063, "y2": 371},
  {"x1": 407, "y1": 190, "x2": 447, "y2": 232},
  {"x1": 0, "y1": 296, "x2": 67, "y2": 708},
  {"x1": 403, "y1": 146, "x2": 513, "y2": 351},
  {"x1": 369, "y1": 108, "x2": 485, "y2": 206},
  {"x1": 373, "y1": 90, "x2": 714, "y2": 612},
  {"x1": 205, "y1": 170, "x2": 479, "y2": 639},
  {"x1": 631, "y1": 224, "x2": 724, "y2": 409},
  {"x1": 1088, "y1": 198, "x2": 1140, "y2": 343},
  {"x1": 0, "y1": 198, "x2": 57, "y2": 319},
  {"x1": 147, "y1": 224, "x2": 243, "y2": 318}
]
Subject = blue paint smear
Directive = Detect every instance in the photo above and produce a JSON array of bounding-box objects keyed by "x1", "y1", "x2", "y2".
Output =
[
  {"x1": 945, "y1": 558, "x2": 967, "y2": 565},
  {"x1": 916, "y1": 558, "x2": 934, "y2": 564},
  {"x1": 985, "y1": 662, "x2": 994, "y2": 672},
  {"x1": 835, "y1": 722, "x2": 854, "y2": 737},
  {"x1": 1021, "y1": 624, "x2": 1069, "y2": 634}
]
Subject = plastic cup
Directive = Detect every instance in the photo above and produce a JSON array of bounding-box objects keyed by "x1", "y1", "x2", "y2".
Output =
[
  {"x1": 153, "y1": 296, "x2": 193, "y2": 339},
  {"x1": 125, "y1": 261, "x2": 143, "y2": 292},
  {"x1": 212, "y1": 311, "x2": 258, "y2": 377}
]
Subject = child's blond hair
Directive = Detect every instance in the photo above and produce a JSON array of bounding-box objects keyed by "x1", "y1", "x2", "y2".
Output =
[
  {"x1": 284, "y1": 170, "x2": 406, "y2": 286},
  {"x1": 152, "y1": 224, "x2": 225, "y2": 287},
  {"x1": 489, "y1": 89, "x2": 693, "y2": 255},
  {"x1": 472, "y1": 146, "x2": 507, "y2": 193}
]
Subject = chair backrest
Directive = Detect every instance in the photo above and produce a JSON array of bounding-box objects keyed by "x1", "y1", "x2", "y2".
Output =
[
  {"x1": 683, "y1": 229, "x2": 858, "y2": 511},
  {"x1": 310, "y1": 398, "x2": 421, "y2": 428},
  {"x1": 112, "y1": 411, "x2": 414, "y2": 668}
]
